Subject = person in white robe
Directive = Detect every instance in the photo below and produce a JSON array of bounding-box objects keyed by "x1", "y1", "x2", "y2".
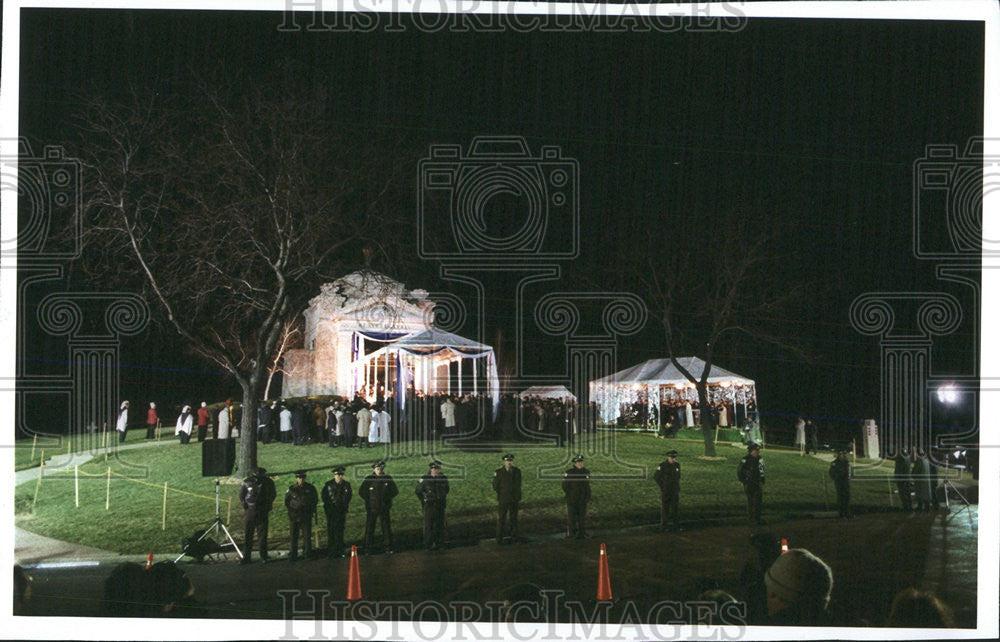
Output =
[
  {"x1": 115, "y1": 401, "x2": 130, "y2": 443},
  {"x1": 175, "y1": 405, "x2": 193, "y2": 444}
]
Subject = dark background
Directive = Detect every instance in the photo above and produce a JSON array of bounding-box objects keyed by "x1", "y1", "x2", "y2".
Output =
[{"x1": 16, "y1": 9, "x2": 982, "y2": 444}]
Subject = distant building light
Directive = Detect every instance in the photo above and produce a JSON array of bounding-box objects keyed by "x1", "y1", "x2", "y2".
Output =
[{"x1": 937, "y1": 384, "x2": 959, "y2": 405}]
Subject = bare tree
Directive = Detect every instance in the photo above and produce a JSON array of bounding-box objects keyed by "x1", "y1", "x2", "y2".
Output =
[
  {"x1": 71, "y1": 76, "x2": 407, "y2": 476},
  {"x1": 602, "y1": 210, "x2": 807, "y2": 457},
  {"x1": 264, "y1": 319, "x2": 302, "y2": 401}
]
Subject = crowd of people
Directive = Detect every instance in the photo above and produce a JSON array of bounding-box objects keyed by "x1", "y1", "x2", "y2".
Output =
[
  {"x1": 109, "y1": 393, "x2": 777, "y2": 447},
  {"x1": 245, "y1": 392, "x2": 601, "y2": 447},
  {"x1": 619, "y1": 399, "x2": 759, "y2": 431}
]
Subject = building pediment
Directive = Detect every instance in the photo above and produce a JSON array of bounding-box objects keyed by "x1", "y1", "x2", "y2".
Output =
[{"x1": 304, "y1": 270, "x2": 435, "y2": 344}]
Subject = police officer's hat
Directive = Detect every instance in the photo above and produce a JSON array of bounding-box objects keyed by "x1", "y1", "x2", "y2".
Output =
[
  {"x1": 666, "y1": 450, "x2": 678, "y2": 458},
  {"x1": 332, "y1": 466, "x2": 346, "y2": 474},
  {"x1": 571, "y1": 455, "x2": 585, "y2": 463},
  {"x1": 747, "y1": 443, "x2": 761, "y2": 451},
  {"x1": 502, "y1": 454, "x2": 515, "y2": 461},
  {"x1": 372, "y1": 460, "x2": 386, "y2": 468},
  {"x1": 294, "y1": 469, "x2": 307, "y2": 478},
  {"x1": 429, "y1": 461, "x2": 442, "y2": 470}
]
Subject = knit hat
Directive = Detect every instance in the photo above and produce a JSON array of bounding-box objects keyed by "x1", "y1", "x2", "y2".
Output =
[{"x1": 764, "y1": 549, "x2": 833, "y2": 609}]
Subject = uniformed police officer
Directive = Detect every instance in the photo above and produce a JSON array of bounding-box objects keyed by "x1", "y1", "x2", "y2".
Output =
[
  {"x1": 284, "y1": 470, "x2": 319, "y2": 561},
  {"x1": 360, "y1": 460, "x2": 399, "y2": 554},
  {"x1": 654, "y1": 450, "x2": 681, "y2": 531},
  {"x1": 415, "y1": 461, "x2": 450, "y2": 551},
  {"x1": 238, "y1": 466, "x2": 276, "y2": 564},
  {"x1": 561, "y1": 455, "x2": 591, "y2": 539},
  {"x1": 493, "y1": 454, "x2": 522, "y2": 544},
  {"x1": 321, "y1": 466, "x2": 353, "y2": 557},
  {"x1": 738, "y1": 444, "x2": 765, "y2": 525},
  {"x1": 829, "y1": 450, "x2": 851, "y2": 518}
]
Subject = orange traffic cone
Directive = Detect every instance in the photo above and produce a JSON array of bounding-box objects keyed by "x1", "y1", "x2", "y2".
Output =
[
  {"x1": 597, "y1": 542, "x2": 612, "y2": 601},
  {"x1": 145, "y1": 553, "x2": 154, "y2": 570},
  {"x1": 346, "y1": 545, "x2": 363, "y2": 601},
  {"x1": 780, "y1": 538, "x2": 788, "y2": 554}
]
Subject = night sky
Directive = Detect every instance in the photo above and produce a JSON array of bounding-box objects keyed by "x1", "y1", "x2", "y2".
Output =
[{"x1": 16, "y1": 9, "x2": 983, "y2": 443}]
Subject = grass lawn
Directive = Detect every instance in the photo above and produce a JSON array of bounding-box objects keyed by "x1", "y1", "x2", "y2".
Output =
[{"x1": 15, "y1": 433, "x2": 899, "y2": 554}]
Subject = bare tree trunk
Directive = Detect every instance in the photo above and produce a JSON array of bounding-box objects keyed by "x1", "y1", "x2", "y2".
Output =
[
  {"x1": 697, "y1": 383, "x2": 717, "y2": 457},
  {"x1": 234, "y1": 377, "x2": 260, "y2": 479}
]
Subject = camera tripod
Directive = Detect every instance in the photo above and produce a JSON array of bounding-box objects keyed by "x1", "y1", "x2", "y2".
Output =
[
  {"x1": 941, "y1": 461, "x2": 974, "y2": 528},
  {"x1": 175, "y1": 479, "x2": 243, "y2": 563}
]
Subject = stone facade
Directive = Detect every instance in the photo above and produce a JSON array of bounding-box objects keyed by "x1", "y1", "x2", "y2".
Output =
[{"x1": 282, "y1": 271, "x2": 434, "y2": 398}]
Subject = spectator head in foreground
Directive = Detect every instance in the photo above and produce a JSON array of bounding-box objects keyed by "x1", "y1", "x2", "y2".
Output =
[
  {"x1": 887, "y1": 587, "x2": 954, "y2": 628},
  {"x1": 764, "y1": 548, "x2": 833, "y2": 623}
]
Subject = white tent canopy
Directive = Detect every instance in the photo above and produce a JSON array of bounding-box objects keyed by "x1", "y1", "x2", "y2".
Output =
[
  {"x1": 519, "y1": 385, "x2": 577, "y2": 401},
  {"x1": 591, "y1": 357, "x2": 754, "y2": 387},
  {"x1": 390, "y1": 328, "x2": 493, "y2": 353},
  {"x1": 356, "y1": 327, "x2": 500, "y2": 415},
  {"x1": 590, "y1": 357, "x2": 757, "y2": 425}
]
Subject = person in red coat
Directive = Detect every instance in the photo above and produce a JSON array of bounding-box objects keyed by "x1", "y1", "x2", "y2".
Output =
[
  {"x1": 145, "y1": 402, "x2": 159, "y2": 439},
  {"x1": 196, "y1": 402, "x2": 211, "y2": 442}
]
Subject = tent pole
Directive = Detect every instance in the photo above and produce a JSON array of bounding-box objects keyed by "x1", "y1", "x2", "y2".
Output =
[
  {"x1": 458, "y1": 357, "x2": 463, "y2": 395},
  {"x1": 644, "y1": 385, "x2": 649, "y2": 427},
  {"x1": 657, "y1": 385, "x2": 662, "y2": 431},
  {"x1": 473, "y1": 357, "x2": 478, "y2": 395}
]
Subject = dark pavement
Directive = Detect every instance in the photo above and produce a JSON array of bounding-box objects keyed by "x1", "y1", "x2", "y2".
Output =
[{"x1": 20, "y1": 506, "x2": 978, "y2": 629}]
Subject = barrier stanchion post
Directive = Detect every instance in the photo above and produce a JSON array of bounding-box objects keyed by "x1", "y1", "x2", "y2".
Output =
[
  {"x1": 103, "y1": 423, "x2": 108, "y2": 449},
  {"x1": 75, "y1": 465, "x2": 80, "y2": 508},
  {"x1": 30, "y1": 434, "x2": 37, "y2": 461},
  {"x1": 162, "y1": 483, "x2": 168, "y2": 530},
  {"x1": 32, "y1": 459, "x2": 45, "y2": 514},
  {"x1": 106, "y1": 467, "x2": 111, "y2": 510},
  {"x1": 157, "y1": 419, "x2": 161, "y2": 441},
  {"x1": 887, "y1": 477, "x2": 894, "y2": 508}
]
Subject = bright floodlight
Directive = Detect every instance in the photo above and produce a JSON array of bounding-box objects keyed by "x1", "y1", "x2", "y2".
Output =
[{"x1": 937, "y1": 384, "x2": 959, "y2": 405}]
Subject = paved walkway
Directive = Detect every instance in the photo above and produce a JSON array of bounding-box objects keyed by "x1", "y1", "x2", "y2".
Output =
[
  {"x1": 14, "y1": 436, "x2": 170, "y2": 486},
  {"x1": 14, "y1": 437, "x2": 172, "y2": 564},
  {"x1": 18, "y1": 506, "x2": 979, "y2": 628},
  {"x1": 15, "y1": 526, "x2": 120, "y2": 565}
]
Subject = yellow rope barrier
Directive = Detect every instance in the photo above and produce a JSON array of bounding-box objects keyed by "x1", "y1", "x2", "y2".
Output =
[
  {"x1": 30, "y1": 434, "x2": 37, "y2": 461},
  {"x1": 42, "y1": 468, "x2": 222, "y2": 505}
]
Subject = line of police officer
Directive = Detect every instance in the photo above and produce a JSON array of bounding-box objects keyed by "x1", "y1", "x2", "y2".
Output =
[
  {"x1": 237, "y1": 444, "x2": 799, "y2": 563},
  {"x1": 238, "y1": 454, "x2": 598, "y2": 562}
]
